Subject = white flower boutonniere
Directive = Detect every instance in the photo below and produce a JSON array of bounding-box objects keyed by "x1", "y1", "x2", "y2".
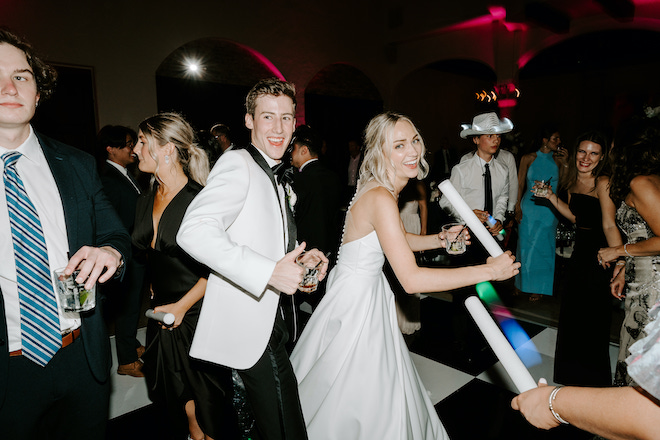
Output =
[{"x1": 285, "y1": 183, "x2": 297, "y2": 212}]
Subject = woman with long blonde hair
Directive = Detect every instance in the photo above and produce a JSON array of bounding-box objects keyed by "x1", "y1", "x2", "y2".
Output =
[
  {"x1": 290, "y1": 112, "x2": 519, "y2": 439},
  {"x1": 132, "y1": 113, "x2": 238, "y2": 439}
]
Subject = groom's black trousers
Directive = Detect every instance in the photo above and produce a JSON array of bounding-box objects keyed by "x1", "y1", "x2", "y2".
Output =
[{"x1": 237, "y1": 312, "x2": 308, "y2": 440}]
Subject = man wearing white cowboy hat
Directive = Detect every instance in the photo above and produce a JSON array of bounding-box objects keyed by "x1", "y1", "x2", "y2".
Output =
[
  {"x1": 458, "y1": 113, "x2": 519, "y2": 224},
  {"x1": 440, "y1": 112, "x2": 515, "y2": 245}
]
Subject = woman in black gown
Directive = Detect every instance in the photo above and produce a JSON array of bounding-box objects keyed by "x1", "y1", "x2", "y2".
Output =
[
  {"x1": 132, "y1": 113, "x2": 238, "y2": 439},
  {"x1": 535, "y1": 131, "x2": 623, "y2": 386}
]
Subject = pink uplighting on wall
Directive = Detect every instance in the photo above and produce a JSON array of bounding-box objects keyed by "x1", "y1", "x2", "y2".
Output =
[
  {"x1": 238, "y1": 43, "x2": 286, "y2": 80},
  {"x1": 498, "y1": 98, "x2": 518, "y2": 108},
  {"x1": 518, "y1": 52, "x2": 535, "y2": 69},
  {"x1": 436, "y1": 6, "x2": 528, "y2": 33},
  {"x1": 488, "y1": 6, "x2": 506, "y2": 20}
]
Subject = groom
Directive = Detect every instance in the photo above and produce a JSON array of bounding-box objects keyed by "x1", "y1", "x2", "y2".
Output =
[{"x1": 177, "y1": 78, "x2": 327, "y2": 440}]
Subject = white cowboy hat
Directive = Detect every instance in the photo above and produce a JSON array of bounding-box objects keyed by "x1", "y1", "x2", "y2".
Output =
[{"x1": 459, "y1": 112, "x2": 514, "y2": 139}]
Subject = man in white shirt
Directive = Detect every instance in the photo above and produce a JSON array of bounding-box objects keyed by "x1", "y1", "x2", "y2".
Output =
[
  {"x1": 0, "y1": 30, "x2": 130, "y2": 439},
  {"x1": 459, "y1": 148, "x2": 518, "y2": 219},
  {"x1": 440, "y1": 112, "x2": 515, "y2": 240}
]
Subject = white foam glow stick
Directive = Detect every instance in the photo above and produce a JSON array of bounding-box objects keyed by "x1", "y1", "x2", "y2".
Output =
[
  {"x1": 440, "y1": 179, "x2": 536, "y2": 393},
  {"x1": 145, "y1": 309, "x2": 175, "y2": 326},
  {"x1": 438, "y1": 180, "x2": 503, "y2": 257},
  {"x1": 465, "y1": 296, "x2": 537, "y2": 393}
]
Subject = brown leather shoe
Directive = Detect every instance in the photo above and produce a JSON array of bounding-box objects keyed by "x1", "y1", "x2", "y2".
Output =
[
  {"x1": 136, "y1": 345, "x2": 146, "y2": 359},
  {"x1": 117, "y1": 360, "x2": 145, "y2": 378}
]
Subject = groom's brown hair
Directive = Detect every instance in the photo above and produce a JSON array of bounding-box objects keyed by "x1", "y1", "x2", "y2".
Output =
[{"x1": 245, "y1": 78, "x2": 296, "y2": 116}]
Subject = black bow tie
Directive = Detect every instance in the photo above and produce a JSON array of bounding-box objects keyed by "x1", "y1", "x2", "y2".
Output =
[{"x1": 271, "y1": 162, "x2": 295, "y2": 186}]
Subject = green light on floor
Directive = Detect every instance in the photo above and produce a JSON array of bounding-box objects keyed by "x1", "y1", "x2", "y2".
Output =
[{"x1": 476, "y1": 281, "x2": 499, "y2": 304}]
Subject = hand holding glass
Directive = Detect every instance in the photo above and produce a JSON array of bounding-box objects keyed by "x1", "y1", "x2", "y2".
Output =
[
  {"x1": 532, "y1": 180, "x2": 554, "y2": 200},
  {"x1": 532, "y1": 179, "x2": 551, "y2": 197},
  {"x1": 296, "y1": 251, "x2": 323, "y2": 293},
  {"x1": 55, "y1": 268, "x2": 96, "y2": 312},
  {"x1": 442, "y1": 222, "x2": 468, "y2": 255}
]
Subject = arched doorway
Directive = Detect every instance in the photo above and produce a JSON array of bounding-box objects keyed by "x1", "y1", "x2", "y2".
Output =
[
  {"x1": 156, "y1": 38, "x2": 284, "y2": 145},
  {"x1": 305, "y1": 63, "x2": 383, "y2": 177}
]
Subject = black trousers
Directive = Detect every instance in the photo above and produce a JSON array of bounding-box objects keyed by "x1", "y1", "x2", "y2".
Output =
[
  {"x1": 0, "y1": 337, "x2": 110, "y2": 440},
  {"x1": 237, "y1": 312, "x2": 308, "y2": 440}
]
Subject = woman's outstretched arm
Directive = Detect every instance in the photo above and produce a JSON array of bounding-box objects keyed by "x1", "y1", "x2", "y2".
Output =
[{"x1": 359, "y1": 186, "x2": 519, "y2": 294}]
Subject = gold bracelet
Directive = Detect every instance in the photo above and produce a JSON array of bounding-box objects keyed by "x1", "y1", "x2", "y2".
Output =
[
  {"x1": 624, "y1": 243, "x2": 633, "y2": 258},
  {"x1": 549, "y1": 386, "x2": 569, "y2": 425}
]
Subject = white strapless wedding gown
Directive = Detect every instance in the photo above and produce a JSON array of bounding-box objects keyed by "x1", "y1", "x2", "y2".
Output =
[{"x1": 290, "y1": 230, "x2": 449, "y2": 439}]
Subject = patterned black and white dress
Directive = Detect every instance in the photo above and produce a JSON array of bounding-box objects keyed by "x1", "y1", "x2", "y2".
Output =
[{"x1": 615, "y1": 202, "x2": 660, "y2": 386}]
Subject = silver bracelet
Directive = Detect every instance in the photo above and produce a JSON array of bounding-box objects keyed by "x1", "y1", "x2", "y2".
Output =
[
  {"x1": 624, "y1": 243, "x2": 633, "y2": 258},
  {"x1": 548, "y1": 386, "x2": 569, "y2": 425}
]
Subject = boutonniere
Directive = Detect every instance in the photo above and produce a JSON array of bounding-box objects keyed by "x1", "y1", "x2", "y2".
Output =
[{"x1": 285, "y1": 183, "x2": 297, "y2": 212}]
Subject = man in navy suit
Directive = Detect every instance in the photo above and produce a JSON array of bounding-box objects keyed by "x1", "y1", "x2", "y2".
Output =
[
  {"x1": 97, "y1": 125, "x2": 146, "y2": 377},
  {"x1": 0, "y1": 30, "x2": 130, "y2": 439}
]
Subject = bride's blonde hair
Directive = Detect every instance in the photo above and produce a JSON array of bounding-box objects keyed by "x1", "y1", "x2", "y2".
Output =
[{"x1": 358, "y1": 112, "x2": 429, "y2": 192}]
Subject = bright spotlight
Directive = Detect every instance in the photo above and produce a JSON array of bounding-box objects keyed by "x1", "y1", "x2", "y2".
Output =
[{"x1": 183, "y1": 58, "x2": 204, "y2": 77}]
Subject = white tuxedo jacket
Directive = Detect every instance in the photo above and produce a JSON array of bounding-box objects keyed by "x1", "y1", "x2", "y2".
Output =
[{"x1": 177, "y1": 148, "x2": 288, "y2": 369}]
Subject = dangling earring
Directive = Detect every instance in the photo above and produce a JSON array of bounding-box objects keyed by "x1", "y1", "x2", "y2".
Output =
[{"x1": 164, "y1": 155, "x2": 170, "y2": 164}]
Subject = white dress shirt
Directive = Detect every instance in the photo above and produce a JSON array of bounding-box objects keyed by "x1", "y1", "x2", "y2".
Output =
[
  {"x1": 441, "y1": 151, "x2": 509, "y2": 222},
  {"x1": 459, "y1": 149, "x2": 518, "y2": 213},
  {"x1": 0, "y1": 127, "x2": 79, "y2": 352},
  {"x1": 257, "y1": 148, "x2": 290, "y2": 248}
]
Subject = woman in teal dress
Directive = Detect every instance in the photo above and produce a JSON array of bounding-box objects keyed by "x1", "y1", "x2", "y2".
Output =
[{"x1": 515, "y1": 127, "x2": 567, "y2": 299}]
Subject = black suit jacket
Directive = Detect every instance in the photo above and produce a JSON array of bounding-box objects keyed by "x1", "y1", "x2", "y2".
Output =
[
  {"x1": 99, "y1": 162, "x2": 140, "y2": 232},
  {"x1": 292, "y1": 160, "x2": 342, "y2": 255},
  {"x1": 0, "y1": 132, "x2": 131, "y2": 408}
]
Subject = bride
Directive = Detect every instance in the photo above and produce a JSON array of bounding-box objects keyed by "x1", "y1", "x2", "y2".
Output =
[{"x1": 290, "y1": 112, "x2": 520, "y2": 439}]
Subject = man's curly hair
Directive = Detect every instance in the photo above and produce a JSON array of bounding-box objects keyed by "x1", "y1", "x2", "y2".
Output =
[{"x1": 0, "y1": 28, "x2": 57, "y2": 100}]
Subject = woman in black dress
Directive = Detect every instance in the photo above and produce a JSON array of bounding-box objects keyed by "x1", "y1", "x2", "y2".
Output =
[
  {"x1": 132, "y1": 113, "x2": 238, "y2": 439},
  {"x1": 535, "y1": 131, "x2": 622, "y2": 386}
]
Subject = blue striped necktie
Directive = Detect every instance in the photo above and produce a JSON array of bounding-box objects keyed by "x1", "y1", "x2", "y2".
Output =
[{"x1": 3, "y1": 151, "x2": 62, "y2": 366}]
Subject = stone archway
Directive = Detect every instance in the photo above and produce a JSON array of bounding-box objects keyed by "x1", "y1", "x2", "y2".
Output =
[{"x1": 156, "y1": 38, "x2": 284, "y2": 144}]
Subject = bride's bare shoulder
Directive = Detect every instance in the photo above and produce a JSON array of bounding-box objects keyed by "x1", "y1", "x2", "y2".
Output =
[{"x1": 356, "y1": 185, "x2": 396, "y2": 205}]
